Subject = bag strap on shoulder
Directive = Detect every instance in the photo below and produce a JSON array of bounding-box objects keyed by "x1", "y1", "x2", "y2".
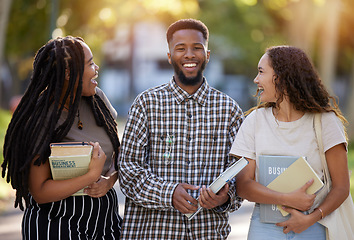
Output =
[{"x1": 314, "y1": 113, "x2": 331, "y2": 188}]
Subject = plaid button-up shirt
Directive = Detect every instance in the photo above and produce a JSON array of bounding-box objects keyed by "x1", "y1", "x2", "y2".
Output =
[{"x1": 119, "y1": 78, "x2": 244, "y2": 239}]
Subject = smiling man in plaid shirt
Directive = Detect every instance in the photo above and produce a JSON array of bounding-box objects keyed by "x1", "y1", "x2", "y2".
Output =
[{"x1": 119, "y1": 18, "x2": 244, "y2": 239}]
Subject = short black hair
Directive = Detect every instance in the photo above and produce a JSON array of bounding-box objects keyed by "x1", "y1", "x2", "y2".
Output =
[{"x1": 166, "y1": 18, "x2": 209, "y2": 43}]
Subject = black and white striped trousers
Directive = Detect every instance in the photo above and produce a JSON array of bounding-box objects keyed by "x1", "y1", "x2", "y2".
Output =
[{"x1": 22, "y1": 188, "x2": 122, "y2": 240}]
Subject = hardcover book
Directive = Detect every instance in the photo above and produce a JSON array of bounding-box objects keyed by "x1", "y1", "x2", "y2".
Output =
[
  {"x1": 267, "y1": 156, "x2": 324, "y2": 217},
  {"x1": 185, "y1": 157, "x2": 249, "y2": 220},
  {"x1": 259, "y1": 155, "x2": 323, "y2": 223},
  {"x1": 49, "y1": 142, "x2": 93, "y2": 196},
  {"x1": 258, "y1": 155, "x2": 300, "y2": 223}
]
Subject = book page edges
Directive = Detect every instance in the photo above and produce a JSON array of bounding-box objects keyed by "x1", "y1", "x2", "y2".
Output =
[
  {"x1": 50, "y1": 145, "x2": 93, "y2": 156},
  {"x1": 49, "y1": 143, "x2": 93, "y2": 196}
]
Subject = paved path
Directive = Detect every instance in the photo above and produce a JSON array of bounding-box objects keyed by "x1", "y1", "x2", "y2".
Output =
[{"x1": 0, "y1": 184, "x2": 253, "y2": 239}]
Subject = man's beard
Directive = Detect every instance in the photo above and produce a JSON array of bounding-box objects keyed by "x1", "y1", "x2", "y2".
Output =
[{"x1": 171, "y1": 60, "x2": 206, "y2": 86}]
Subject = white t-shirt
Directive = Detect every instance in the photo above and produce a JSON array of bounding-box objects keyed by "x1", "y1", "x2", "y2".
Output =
[{"x1": 229, "y1": 107, "x2": 347, "y2": 181}]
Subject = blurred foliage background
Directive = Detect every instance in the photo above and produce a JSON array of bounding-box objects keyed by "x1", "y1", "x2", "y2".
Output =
[
  {"x1": 0, "y1": 0, "x2": 354, "y2": 196},
  {"x1": 1, "y1": 0, "x2": 354, "y2": 134}
]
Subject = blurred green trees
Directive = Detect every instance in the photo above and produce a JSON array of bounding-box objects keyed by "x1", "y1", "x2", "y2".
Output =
[
  {"x1": 0, "y1": 109, "x2": 11, "y2": 168},
  {"x1": 1, "y1": 0, "x2": 354, "y2": 138},
  {"x1": 4, "y1": 0, "x2": 354, "y2": 80}
]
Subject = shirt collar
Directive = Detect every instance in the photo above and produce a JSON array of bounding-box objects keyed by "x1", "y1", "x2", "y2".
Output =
[{"x1": 169, "y1": 77, "x2": 209, "y2": 106}]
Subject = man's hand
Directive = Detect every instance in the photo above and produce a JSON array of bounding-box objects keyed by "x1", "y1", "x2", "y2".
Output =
[
  {"x1": 199, "y1": 183, "x2": 230, "y2": 209},
  {"x1": 172, "y1": 183, "x2": 200, "y2": 214}
]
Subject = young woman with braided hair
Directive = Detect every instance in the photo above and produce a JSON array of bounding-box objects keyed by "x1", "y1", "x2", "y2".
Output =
[{"x1": 2, "y1": 36, "x2": 122, "y2": 239}]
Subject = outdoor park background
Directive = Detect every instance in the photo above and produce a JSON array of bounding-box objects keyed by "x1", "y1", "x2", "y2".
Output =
[{"x1": 0, "y1": 0, "x2": 354, "y2": 237}]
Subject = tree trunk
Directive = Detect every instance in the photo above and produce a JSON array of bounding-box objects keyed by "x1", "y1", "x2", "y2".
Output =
[
  {"x1": 285, "y1": 0, "x2": 341, "y2": 96},
  {"x1": 317, "y1": 0, "x2": 341, "y2": 95},
  {"x1": 285, "y1": 0, "x2": 321, "y2": 55},
  {"x1": 346, "y1": 59, "x2": 354, "y2": 140},
  {"x1": 0, "y1": 0, "x2": 12, "y2": 107}
]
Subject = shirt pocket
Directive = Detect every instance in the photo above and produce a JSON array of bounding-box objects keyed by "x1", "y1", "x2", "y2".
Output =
[
  {"x1": 198, "y1": 130, "x2": 230, "y2": 182},
  {"x1": 149, "y1": 130, "x2": 175, "y2": 166}
]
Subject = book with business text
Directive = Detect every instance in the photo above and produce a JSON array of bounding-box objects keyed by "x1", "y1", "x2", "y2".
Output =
[
  {"x1": 49, "y1": 142, "x2": 93, "y2": 196},
  {"x1": 259, "y1": 155, "x2": 323, "y2": 223},
  {"x1": 185, "y1": 157, "x2": 249, "y2": 220},
  {"x1": 258, "y1": 155, "x2": 300, "y2": 223},
  {"x1": 267, "y1": 156, "x2": 324, "y2": 217}
]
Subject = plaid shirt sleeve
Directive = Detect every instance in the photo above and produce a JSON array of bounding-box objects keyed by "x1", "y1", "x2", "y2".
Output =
[
  {"x1": 118, "y1": 96, "x2": 178, "y2": 210},
  {"x1": 213, "y1": 105, "x2": 244, "y2": 213}
]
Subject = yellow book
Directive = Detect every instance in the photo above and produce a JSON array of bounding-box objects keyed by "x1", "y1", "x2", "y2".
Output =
[
  {"x1": 49, "y1": 142, "x2": 93, "y2": 196},
  {"x1": 267, "y1": 156, "x2": 324, "y2": 216}
]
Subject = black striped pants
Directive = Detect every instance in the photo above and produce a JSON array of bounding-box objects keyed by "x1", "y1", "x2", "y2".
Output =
[{"x1": 22, "y1": 188, "x2": 122, "y2": 240}]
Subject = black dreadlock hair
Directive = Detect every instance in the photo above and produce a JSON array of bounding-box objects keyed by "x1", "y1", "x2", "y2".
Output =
[{"x1": 1, "y1": 36, "x2": 120, "y2": 210}]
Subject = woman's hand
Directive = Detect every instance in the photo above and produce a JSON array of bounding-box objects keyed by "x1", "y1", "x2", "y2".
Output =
[
  {"x1": 281, "y1": 179, "x2": 316, "y2": 211},
  {"x1": 276, "y1": 206, "x2": 321, "y2": 234},
  {"x1": 87, "y1": 142, "x2": 106, "y2": 182},
  {"x1": 85, "y1": 173, "x2": 117, "y2": 198},
  {"x1": 276, "y1": 143, "x2": 349, "y2": 234},
  {"x1": 236, "y1": 157, "x2": 315, "y2": 211},
  {"x1": 29, "y1": 142, "x2": 107, "y2": 204}
]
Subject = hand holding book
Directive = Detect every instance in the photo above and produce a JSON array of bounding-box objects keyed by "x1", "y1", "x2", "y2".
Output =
[
  {"x1": 49, "y1": 142, "x2": 106, "y2": 196},
  {"x1": 184, "y1": 157, "x2": 249, "y2": 220},
  {"x1": 278, "y1": 179, "x2": 317, "y2": 213},
  {"x1": 259, "y1": 156, "x2": 323, "y2": 223},
  {"x1": 199, "y1": 182, "x2": 230, "y2": 209},
  {"x1": 88, "y1": 142, "x2": 107, "y2": 182},
  {"x1": 172, "y1": 183, "x2": 200, "y2": 214},
  {"x1": 266, "y1": 157, "x2": 323, "y2": 216}
]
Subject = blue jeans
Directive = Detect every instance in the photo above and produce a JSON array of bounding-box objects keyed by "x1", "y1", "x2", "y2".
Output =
[{"x1": 247, "y1": 204, "x2": 326, "y2": 240}]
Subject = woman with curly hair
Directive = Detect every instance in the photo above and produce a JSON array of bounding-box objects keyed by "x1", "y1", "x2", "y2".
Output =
[
  {"x1": 230, "y1": 46, "x2": 349, "y2": 239},
  {"x1": 2, "y1": 36, "x2": 122, "y2": 239}
]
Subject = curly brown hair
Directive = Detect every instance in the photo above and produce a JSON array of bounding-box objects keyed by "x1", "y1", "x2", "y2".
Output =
[{"x1": 250, "y1": 45, "x2": 347, "y2": 127}]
